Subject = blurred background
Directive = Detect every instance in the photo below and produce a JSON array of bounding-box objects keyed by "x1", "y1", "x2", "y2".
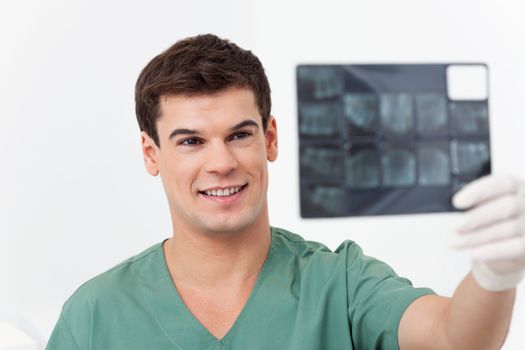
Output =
[{"x1": 1, "y1": 0, "x2": 524, "y2": 348}]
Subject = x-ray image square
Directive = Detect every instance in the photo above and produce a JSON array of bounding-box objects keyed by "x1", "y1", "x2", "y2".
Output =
[
  {"x1": 418, "y1": 143, "x2": 450, "y2": 186},
  {"x1": 452, "y1": 178, "x2": 467, "y2": 192},
  {"x1": 450, "y1": 102, "x2": 489, "y2": 134},
  {"x1": 382, "y1": 147, "x2": 416, "y2": 187},
  {"x1": 299, "y1": 103, "x2": 342, "y2": 136},
  {"x1": 300, "y1": 147, "x2": 344, "y2": 178},
  {"x1": 454, "y1": 141, "x2": 490, "y2": 176},
  {"x1": 380, "y1": 93, "x2": 414, "y2": 134},
  {"x1": 301, "y1": 185, "x2": 347, "y2": 217},
  {"x1": 416, "y1": 94, "x2": 448, "y2": 134},
  {"x1": 297, "y1": 66, "x2": 344, "y2": 100},
  {"x1": 346, "y1": 146, "x2": 380, "y2": 189},
  {"x1": 343, "y1": 94, "x2": 378, "y2": 134},
  {"x1": 297, "y1": 64, "x2": 491, "y2": 217}
]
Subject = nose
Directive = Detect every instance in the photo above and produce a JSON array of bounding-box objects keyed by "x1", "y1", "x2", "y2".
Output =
[{"x1": 203, "y1": 141, "x2": 239, "y2": 175}]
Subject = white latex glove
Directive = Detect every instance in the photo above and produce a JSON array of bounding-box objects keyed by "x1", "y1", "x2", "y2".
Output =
[{"x1": 451, "y1": 174, "x2": 525, "y2": 292}]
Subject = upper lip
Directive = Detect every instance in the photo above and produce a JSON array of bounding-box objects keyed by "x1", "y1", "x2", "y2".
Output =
[{"x1": 199, "y1": 183, "x2": 247, "y2": 192}]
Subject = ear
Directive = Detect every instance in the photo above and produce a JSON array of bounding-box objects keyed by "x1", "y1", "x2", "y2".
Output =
[
  {"x1": 265, "y1": 116, "x2": 278, "y2": 162},
  {"x1": 141, "y1": 131, "x2": 160, "y2": 176}
]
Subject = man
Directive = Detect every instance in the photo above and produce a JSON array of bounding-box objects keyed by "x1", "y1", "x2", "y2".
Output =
[{"x1": 46, "y1": 34, "x2": 525, "y2": 349}]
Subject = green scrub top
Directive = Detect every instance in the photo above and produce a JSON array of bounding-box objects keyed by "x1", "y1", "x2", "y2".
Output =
[{"x1": 46, "y1": 227, "x2": 434, "y2": 350}]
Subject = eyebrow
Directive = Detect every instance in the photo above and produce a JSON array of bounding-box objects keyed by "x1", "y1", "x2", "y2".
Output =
[
  {"x1": 228, "y1": 119, "x2": 259, "y2": 132},
  {"x1": 168, "y1": 128, "x2": 198, "y2": 139},
  {"x1": 168, "y1": 119, "x2": 259, "y2": 140}
]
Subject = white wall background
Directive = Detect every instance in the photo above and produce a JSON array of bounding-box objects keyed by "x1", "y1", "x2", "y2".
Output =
[{"x1": 1, "y1": 0, "x2": 524, "y2": 348}]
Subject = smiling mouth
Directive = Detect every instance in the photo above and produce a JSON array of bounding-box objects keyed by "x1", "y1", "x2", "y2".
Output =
[{"x1": 199, "y1": 184, "x2": 248, "y2": 197}]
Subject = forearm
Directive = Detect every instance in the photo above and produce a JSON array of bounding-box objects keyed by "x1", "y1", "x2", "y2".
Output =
[{"x1": 437, "y1": 272, "x2": 516, "y2": 350}]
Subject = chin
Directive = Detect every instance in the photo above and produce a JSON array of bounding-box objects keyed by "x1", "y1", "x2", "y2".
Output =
[{"x1": 198, "y1": 213, "x2": 258, "y2": 236}]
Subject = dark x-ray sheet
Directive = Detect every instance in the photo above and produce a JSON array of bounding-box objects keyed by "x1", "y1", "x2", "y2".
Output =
[{"x1": 297, "y1": 64, "x2": 491, "y2": 218}]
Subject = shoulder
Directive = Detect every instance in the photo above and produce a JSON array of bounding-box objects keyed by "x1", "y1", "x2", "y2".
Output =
[
  {"x1": 269, "y1": 226, "x2": 409, "y2": 282},
  {"x1": 61, "y1": 242, "x2": 164, "y2": 315},
  {"x1": 49, "y1": 242, "x2": 165, "y2": 349},
  {"x1": 270, "y1": 226, "x2": 364, "y2": 262},
  {"x1": 269, "y1": 226, "x2": 368, "y2": 277},
  {"x1": 270, "y1": 226, "x2": 331, "y2": 256}
]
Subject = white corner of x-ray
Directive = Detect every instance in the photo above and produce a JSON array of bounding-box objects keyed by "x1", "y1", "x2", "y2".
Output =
[
  {"x1": 0, "y1": 323, "x2": 38, "y2": 350},
  {"x1": 446, "y1": 64, "x2": 488, "y2": 101}
]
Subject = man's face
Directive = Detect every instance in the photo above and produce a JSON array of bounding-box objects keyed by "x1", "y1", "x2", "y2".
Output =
[{"x1": 141, "y1": 87, "x2": 278, "y2": 235}]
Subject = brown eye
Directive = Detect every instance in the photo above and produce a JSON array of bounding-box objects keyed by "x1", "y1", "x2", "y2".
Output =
[
  {"x1": 180, "y1": 138, "x2": 203, "y2": 146},
  {"x1": 231, "y1": 131, "x2": 252, "y2": 141}
]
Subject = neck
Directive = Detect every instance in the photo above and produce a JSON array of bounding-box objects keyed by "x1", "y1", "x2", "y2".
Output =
[{"x1": 163, "y1": 208, "x2": 271, "y2": 290}]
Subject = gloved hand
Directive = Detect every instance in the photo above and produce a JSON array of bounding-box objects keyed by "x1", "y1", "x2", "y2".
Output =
[{"x1": 451, "y1": 174, "x2": 525, "y2": 292}]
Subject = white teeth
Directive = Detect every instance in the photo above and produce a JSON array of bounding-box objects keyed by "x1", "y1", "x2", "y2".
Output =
[{"x1": 203, "y1": 186, "x2": 243, "y2": 197}]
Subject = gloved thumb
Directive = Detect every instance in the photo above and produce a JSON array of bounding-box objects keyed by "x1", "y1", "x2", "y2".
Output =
[{"x1": 452, "y1": 175, "x2": 520, "y2": 209}]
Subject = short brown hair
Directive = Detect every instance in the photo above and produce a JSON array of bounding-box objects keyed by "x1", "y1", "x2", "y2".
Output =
[{"x1": 135, "y1": 34, "x2": 271, "y2": 147}]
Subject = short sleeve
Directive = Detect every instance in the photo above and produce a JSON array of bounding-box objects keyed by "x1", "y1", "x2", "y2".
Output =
[
  {"x1": 339, "y1": 241, "x2": 435, "y2": 349},
  {"x1": 45, "y1": 314, "x2": 81, "y2": 350}
]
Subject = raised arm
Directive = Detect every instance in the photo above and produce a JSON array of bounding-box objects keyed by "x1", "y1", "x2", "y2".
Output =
[{"x1": 399, "y1": 175, "x2": 525, "y2": 349}]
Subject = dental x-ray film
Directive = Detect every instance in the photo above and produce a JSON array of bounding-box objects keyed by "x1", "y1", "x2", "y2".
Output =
[{"x1": 297, "y1": 64, "x2": 491, "y2": 218}]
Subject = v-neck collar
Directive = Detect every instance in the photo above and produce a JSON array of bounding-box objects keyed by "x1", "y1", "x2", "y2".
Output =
[{"x1": 140, "y1": 229, "x2": 276, "y2": 348}]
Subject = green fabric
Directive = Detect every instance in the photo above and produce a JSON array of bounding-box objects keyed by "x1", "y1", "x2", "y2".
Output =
[{"x1": 46, "y1": 227, "x2": 434, "y2": 350}]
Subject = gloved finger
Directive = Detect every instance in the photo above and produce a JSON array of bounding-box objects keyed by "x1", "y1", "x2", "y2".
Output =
[
  {"x1": 450, "y1": 217, "x2": 523, "y2": 249},
  {"x1": 456, "y1": 194, "x2": 525, "y2": 233},
  {"x1": 469, "y1": 235, "x2": 525, "y2": 261},
  {"x1": 452, "y1": 174, "x2": 522, "y2": 210}
]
